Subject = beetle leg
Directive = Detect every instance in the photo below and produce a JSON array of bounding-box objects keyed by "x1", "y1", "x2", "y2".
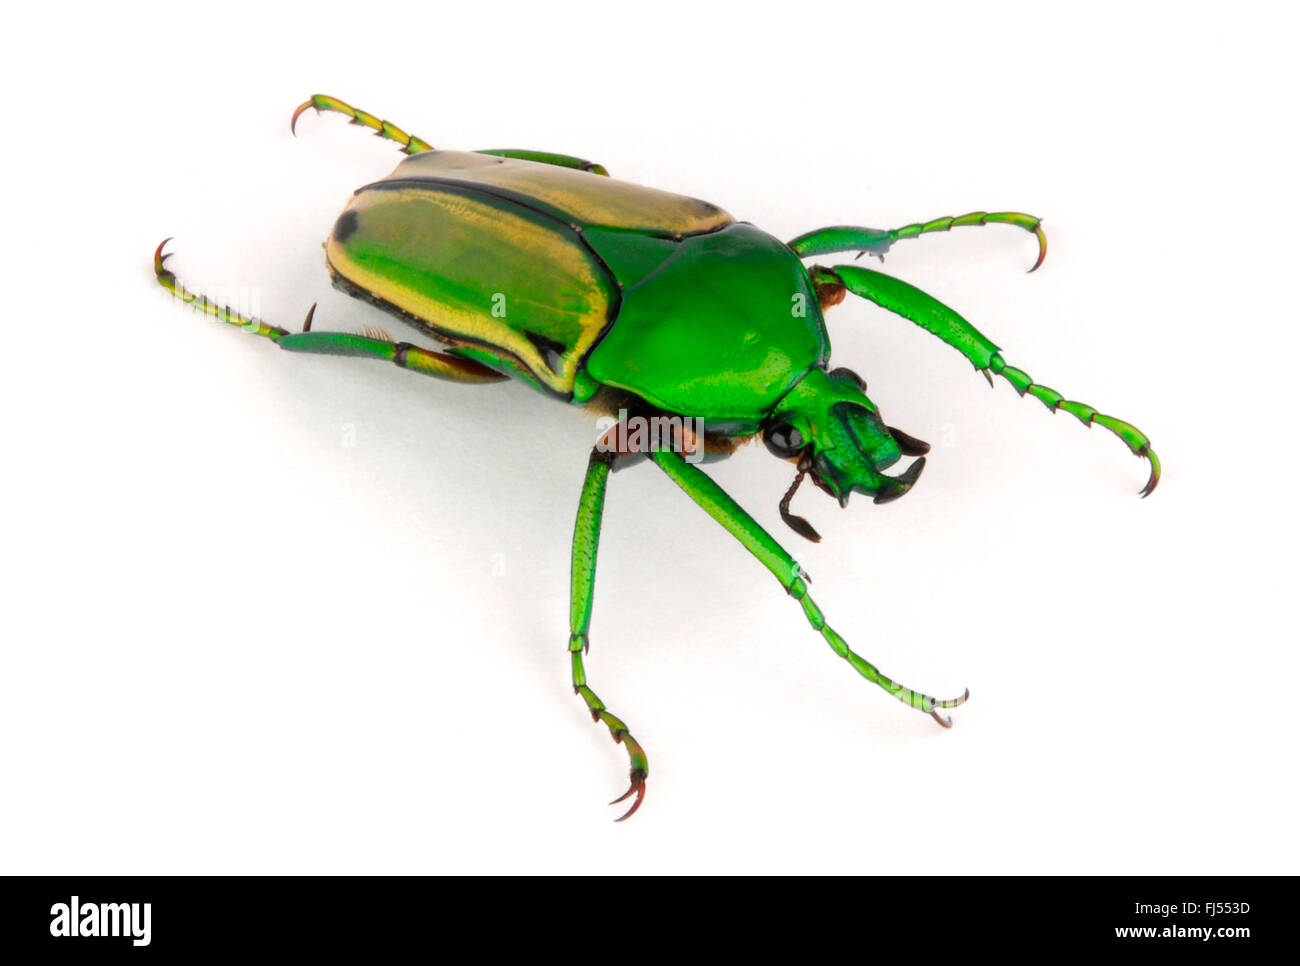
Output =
[
  {"x1": 276, "y1": 331, "x2": 508, "y2": 383},
  {"x1": 291, "y1": 94, "x2": 435, "y2": 155},
  {"x1": 650, "y1": 448, "x2": 969, "y2": 726},
  {"x1": 287, "y1": 95, "x2": 612, "y2": 174},
  {"x1": 154, "y1": 239, "x2": 289, "y2": 341},
  {"x1": 474, "y1": 149, "x2": 610, "y2": 177},
  {"x1": 827, "y1": 263, "x2": 1160, "y2": 498},
  {"x1": 571, "y1": 448, "x2": 650, "y2": 821},
  {"x1": 154, "y1": 240, "x2": 507, "y2": 384},
  {"x1": 789, "y1": 212, "x2": 1047, "y2": 273}
]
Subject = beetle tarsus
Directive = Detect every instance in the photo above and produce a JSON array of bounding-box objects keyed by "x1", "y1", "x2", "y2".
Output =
[
  {"x1": 979, "y1": 353, "x2": 1159, "y2": 499},
  {"x1": 288, "y1": 93, "x2": 435, "y2": 155},
  {"x1": 790, "y1": 212, "x2": 1048, "y2": 273}
]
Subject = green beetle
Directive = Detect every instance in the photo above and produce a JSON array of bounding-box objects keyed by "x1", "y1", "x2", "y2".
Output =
[{"x1": 155, "y1": 94, "x2": 1159, "y2": 820}]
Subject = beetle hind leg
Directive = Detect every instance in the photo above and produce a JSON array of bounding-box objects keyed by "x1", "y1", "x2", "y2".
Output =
[{"x1": 154, "y1": 240, "x2": 507, "y2": 384}]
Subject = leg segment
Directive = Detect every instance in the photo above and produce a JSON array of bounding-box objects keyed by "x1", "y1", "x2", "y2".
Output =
[
  {"x1": 826, "y1": 263, "x2": 1160, "y2": 496},
  {"x1": 650, "y1": 449, "x2": 969, "y2": 726},
  {"x1": 291, "y1": 93, "x2": 435, "y2": 154},
  {"x1": 277, "y1": 330, "x2": 509, "y2": 383},
  {"x1": 790, "y1": 211, "x2": 1047, "y2": 273},
  {"x1": 570, "y1": 450, "x2": 649, "y2": 821},
  {"x1": 155, "y1": 241, "x2": 506, "y2": 384},
  {"x1": 155, "y1": 238, "x2": 289, "y2": 342}
]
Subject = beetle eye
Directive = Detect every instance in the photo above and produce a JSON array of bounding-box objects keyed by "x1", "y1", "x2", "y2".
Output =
[
  {"x1": 828, "y1": 366, "x2": 867, "y2": 392},
  {"x1": 764, "y1": 422, "x2": 805, "y2": 458}
]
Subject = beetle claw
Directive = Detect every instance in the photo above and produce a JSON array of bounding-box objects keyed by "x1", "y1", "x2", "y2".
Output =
[
  {"x1": 153, "y1": 239, "x2": 177, "y2": 282},
  {"x1": 290, "y1": 98, "x2": 316, "y2": 137},
  {"x1": 1027, "y1": 223, "x2": 1048, "y2": 273},
  {"x1": 1138, "y1": 447, "x2": 1161, "y2": 499},
  {"x1": 610, "y1": 770, "x2": 647, "y2": 822},
  {"x1": 927, "y1": 687, "x2": 970, "y2": 728}
]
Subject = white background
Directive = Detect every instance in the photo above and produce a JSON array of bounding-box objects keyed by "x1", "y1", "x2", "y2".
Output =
[{"x1": 3, "y1": 1, "x2": 1296, "y2": 874}]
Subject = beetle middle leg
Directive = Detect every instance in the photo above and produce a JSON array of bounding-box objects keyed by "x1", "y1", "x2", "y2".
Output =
[
  {"x1": 789, "y1": 211, "x2": 1047, "y2": 272},
  {"x1": 154, "y1": 241, "x2": 508, "y2": 384}
]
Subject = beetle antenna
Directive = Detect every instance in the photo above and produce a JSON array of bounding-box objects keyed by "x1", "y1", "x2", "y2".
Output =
[{"x1": 779, "y1": 453, "x2": 822, "y2": 543}]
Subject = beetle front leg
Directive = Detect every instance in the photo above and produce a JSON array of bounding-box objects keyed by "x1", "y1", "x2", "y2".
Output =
[
  {"x1": 789, "y1": 211, "x2": 1047, "y2": 273},
  {"x1": 570, "y1": 449, "x2": 649, "y2": 821},
  {"x1": 650, "y1": 449, "x2": 968, "y2": 727},
  {"x1": 822, "y1": 263, "x2": 1161, "y2": 497}
]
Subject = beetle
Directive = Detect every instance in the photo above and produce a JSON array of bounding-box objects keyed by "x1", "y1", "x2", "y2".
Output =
[{"x1": 155, "y1": 94, "x2": 1159, "y2": 820}]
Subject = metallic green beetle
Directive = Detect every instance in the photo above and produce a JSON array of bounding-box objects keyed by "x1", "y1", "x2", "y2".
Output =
[{"x1": 155, "y1": 94, "x2": 1159, "y2": 820}]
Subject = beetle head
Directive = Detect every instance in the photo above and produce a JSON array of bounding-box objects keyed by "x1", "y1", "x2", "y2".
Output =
[{"x1": 764, "y1": 366, "x2": 930, "y2": 541}]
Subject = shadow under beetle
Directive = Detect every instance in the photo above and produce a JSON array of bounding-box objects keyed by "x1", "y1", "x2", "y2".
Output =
[{"x1": 155, "y1": 94, "x2": 1159, "y2": 820}]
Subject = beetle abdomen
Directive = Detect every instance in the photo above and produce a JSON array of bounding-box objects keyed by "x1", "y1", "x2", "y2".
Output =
[
  {"x1": 392, "y1": 151, "x2": 733, "y2": 237},
  {"x1": 325, "y1": 152, "x2": 734, "y2": 398},
  {"x1": 326, "y1": 179, "x2": 617, "y2": 396}
]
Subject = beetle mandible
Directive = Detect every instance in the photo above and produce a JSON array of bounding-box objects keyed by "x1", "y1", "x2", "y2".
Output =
[{"x1": 155, "y1": 94, "x2": 1159, "y2": 820}]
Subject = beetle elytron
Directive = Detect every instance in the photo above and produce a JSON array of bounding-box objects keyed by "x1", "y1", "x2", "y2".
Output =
[{"x1": 155, "y1": 94, "x2": 1159, "y2": 819}]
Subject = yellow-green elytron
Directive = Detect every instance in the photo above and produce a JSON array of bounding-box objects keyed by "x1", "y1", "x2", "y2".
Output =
[{"x1": 155, "y1": 94, "x2": 1160, "y2": 820}]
